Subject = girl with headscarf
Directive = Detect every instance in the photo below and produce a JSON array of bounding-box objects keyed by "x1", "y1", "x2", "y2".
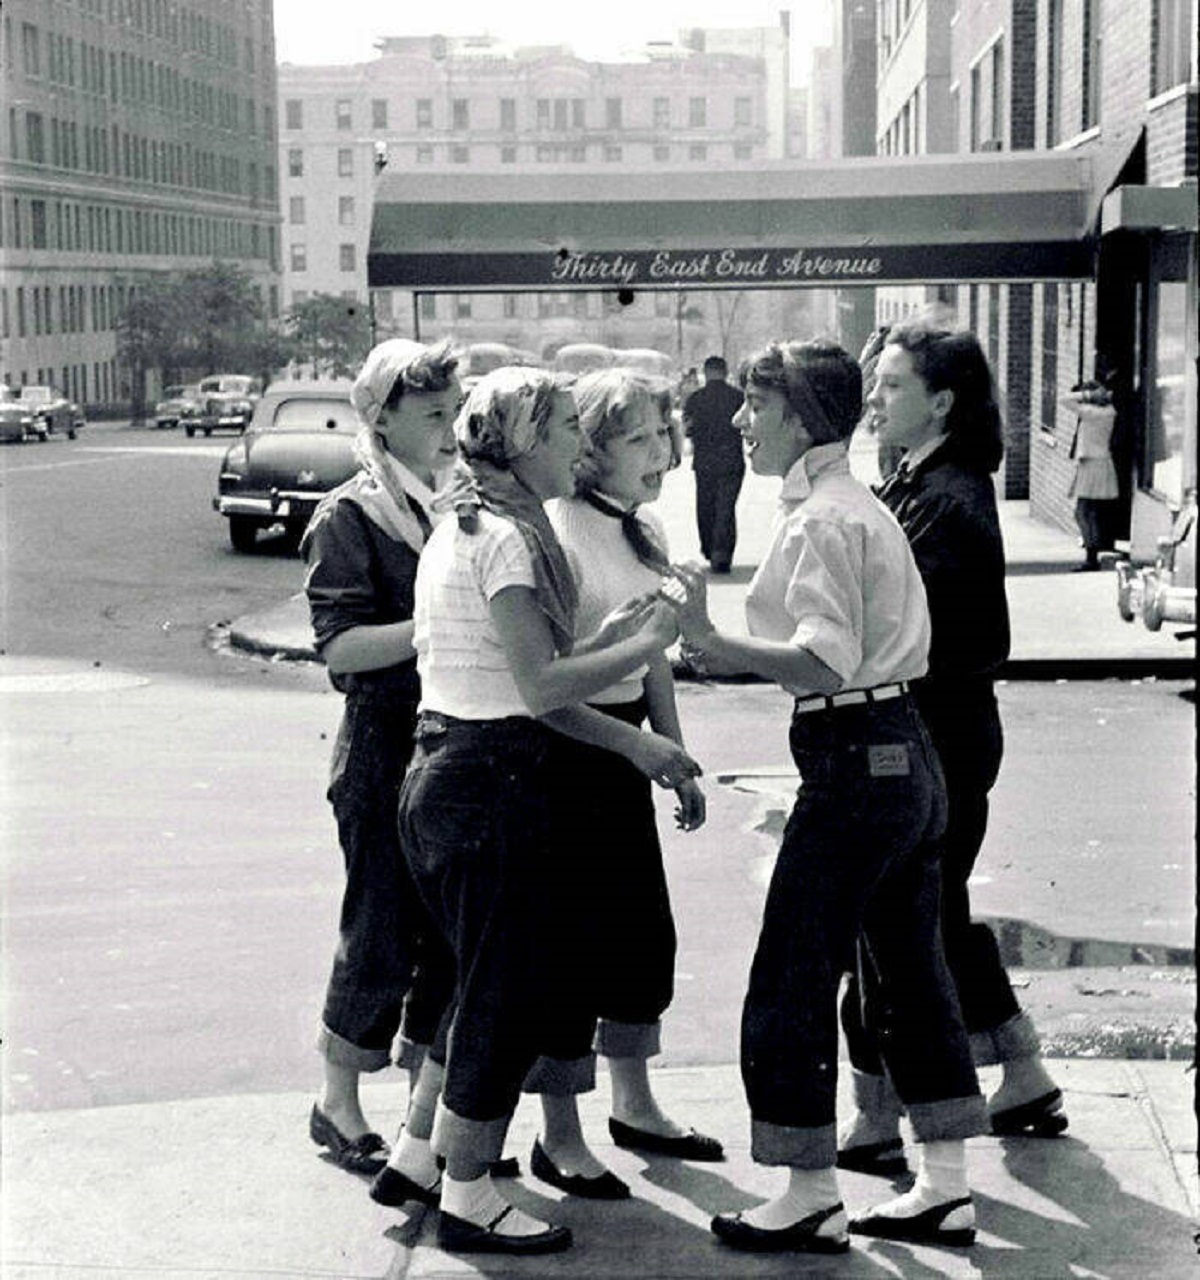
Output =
[
  {"x1": 302, "y1": 338, "x2": 462, "y2": 1176},
  {"x1": 522, "y1": 369, "x2": 721, "y2": 1204},
  {"x1": 396, "y1": 367, "x2": 700, "y2": 1256}
]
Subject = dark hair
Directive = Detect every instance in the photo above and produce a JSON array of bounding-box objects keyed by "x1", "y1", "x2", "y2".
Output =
[
  {"x1": 885, "y1": 322, "x2": 1003, "y2": 473},
  {"x1": 703, "y1": 355, "x2": 728, "y2": 376},
  {"x1": 381, "y1": 336, "x2": 458, "y2": 413},
  {"x1": 739, "y1": 339, "x2": 862, "y2": 444}
]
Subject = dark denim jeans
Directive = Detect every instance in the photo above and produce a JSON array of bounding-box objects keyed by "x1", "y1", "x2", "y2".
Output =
[
  {"x1": 399, "y1": 712, "x2": 560, "y2": 1143},
  {"x1": 743, "y1": 693, "x2": 986, "y2": 1168},
  {"x1": 319, "y1": 696, "x2": 456, "y2": 1071}
]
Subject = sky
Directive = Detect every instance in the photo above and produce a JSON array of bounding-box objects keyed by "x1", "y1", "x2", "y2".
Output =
[{"x1": 273, "y1": 1, "x2": 829, "y2": 80}]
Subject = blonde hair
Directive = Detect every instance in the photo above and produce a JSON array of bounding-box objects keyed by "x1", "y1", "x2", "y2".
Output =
[{"x1": 572, "y1": 368, "x2": 658, "y2": 494}]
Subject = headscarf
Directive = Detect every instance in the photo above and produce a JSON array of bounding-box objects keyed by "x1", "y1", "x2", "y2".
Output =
[
  {"x1": 436, "y1": 368, "x2": 578, "y2": 653},
  {"x1": 345, "y1": 338, "x2": 445, "y2": 553}
]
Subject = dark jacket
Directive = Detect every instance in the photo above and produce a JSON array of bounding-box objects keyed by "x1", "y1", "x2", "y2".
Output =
[
  {"x1": 683, "y1": 381, "x2": 745, "y2": 473},
  {"x1": 876, "y1": 440, "x2": 1010, "y2": 681}
]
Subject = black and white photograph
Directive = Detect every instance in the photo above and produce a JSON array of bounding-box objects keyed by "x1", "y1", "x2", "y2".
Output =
[{"x1": 1, "y1": 0, "x2": 1196, "y2": 1275}]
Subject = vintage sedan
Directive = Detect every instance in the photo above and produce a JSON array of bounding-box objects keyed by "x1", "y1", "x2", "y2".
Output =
[
  {"x1": 154, "y1": 384, "x2": 202, "y2": 429},
  {"x1": 19, "y1": 385, "x2": 84, "y2": 438},
  {"x1": 0, "y1": 399, "x2": 45, "y2": 443},
  {"x1": 213, "y1": 381, "x2": 359, "y2": 552},
  {"x1": 187, "y1": 374, "x2": 262, "y2": 437}
]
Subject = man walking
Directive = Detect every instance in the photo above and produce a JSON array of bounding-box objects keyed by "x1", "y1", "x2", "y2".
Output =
[{"x1": 683, "y1": 355, "x2": 745, "y2": 573}]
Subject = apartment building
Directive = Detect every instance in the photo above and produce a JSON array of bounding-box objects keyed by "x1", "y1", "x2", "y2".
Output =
[
  {"x1": 276, "y1": 24, "x2": 797, "y2": 361},
  {"x1": 1, "y1": 0, "x2": 281, "y2": 410}
]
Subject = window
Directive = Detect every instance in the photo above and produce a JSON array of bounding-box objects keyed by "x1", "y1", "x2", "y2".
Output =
[
  {"x1": 337, "y1": 148, "x2": 353, "y2": 177},
  {"x1": 288, "y1": 196, "x2": 304, "y2": 224},
  {"x1": 285, "y1": 98, "x2": 302, "y2": 129},
  {"x1": 689, "y1": 97, "x2": 706, "y2": 127},
  {"x1": 689, "y1": 143, "x2": 707, "y2": 161},
  {"x1": 987, "y1": 284, "x2": 1001, "y2": 368},
  {"x1": 30, "y1": 199, "x2": 47, "y2": 248},
  {"x1": 290, "y1": 243, "x2": 306, "y2": 272},
  {"x1": 371, "y1": 98, "x2": 387, "y2": 129},
  {"x1": 1039, "y1": 284, "x2": 1058, "y2": 432},
  {"x1": 336, "y1": 99, "x2": 352, "y2": 130},
  {"x1": 416, "y1": 144, "x2": 433, "y2": 164},
  {"x1": 1046, "y1": 0, "x2": 1064, "y2": 145},
  {"x1": 1147, "y1": 282, "x2": 1189, "y2": 500},
  {"x1": 734, "y1": 96, "x2": 752, "y2": 127},
  {"x1": 653, "y1": 97, "x2": 670, "y2": 127},
  {"x1": 451, "y1": 145, "x2": 469, "y2": 164},
  {"x1": 969, "y1": 65, "x2": 982, "y2": 151},
  {"x1": 500, "y1": 98, "x2": 516, "y2": 131},
  {"x1": 989, "y1": 40, "x2": 1005, "y2": 149},
  {"x1": 501, "y1": 145, "x2": 517, "y2": 163},
  {"x1": 1082, "y1": 0, "x2": 1102, "y2": 131},
  {"x1": 338, "y1": 196, "x2": 355, "y2": 226},
  {"x1": 1153, "y1": 0, "x2": 1194, "y2": 95},
  {"x1": 605, "y1": 97, "x2": 622, "y2": 128},
  {"x1": 420, "y1": 294, "x2": 436, "y2": 320},
  {"x1": 452, "y1": 98, "x2": 469, "y2": 130},
  {"x1": 288, "y1": 148, "x2": 303, "y2": 177},
  {"x1": 455, "y1": 296, "x2": 472, "y2": 319},
  {"x1": 653, "y1": 144, "x2": 670, "y2": 162},
  {"x1": 22, "y1": 23, "x2": 41, "y2": 77},
  {"x1": 536, "y1": 99, "x2": 550, "y2": 128},
  {"x1": 503, "y1": 294, "x2": 518, "y2": 318},
  {"x1": 416, "y1": 98, "x2": 432, "y2": 128},
  {"x1": 553, "y1": 99, "x2": 568, "y2": 131},
  {"x1": 339, "y1": 243, "x2": 355, "y2": 272},
  {"x1": 26, "y1": 112, "x2": 45, "y2": 163},
  {"x1": 374, "y1": 290, "x2": 393, "y2": 321},
  {"x1": 571, "y1": 99, "x2": 585, "y2": 128},
  {"x1": 604, "y1": 145, "x2": 623, "y2": 162}
]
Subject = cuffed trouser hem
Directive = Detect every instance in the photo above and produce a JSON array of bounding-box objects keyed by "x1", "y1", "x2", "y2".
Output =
[
  {"x1": 522, "y1": 1053, "x2": 596, "y2": 1096},
  {"x1": 594, "y1": 1019, "x2": 662, "y2": 1060},
  {"x1": 317, "y1": 1024, "x2": 391, "y2": 1072},
  {"x1": 393, "y1": 1036, "x2": 428, "y2": 1072},
  {"x1": 750, "y1": 1118, "x2": 837, "y2": 1169},
  {"x1": 969, "y1": 1011, "x2": 1041, "y2": 1067},
  {"x1": 906, "y1": 1094, "x2": 989, "y2": 1144},
  {"x1": 432, "y1": 1103, "x2": 511, "y2": 1167},
  {"x1": 851, "y1": 1068, "x2": 905, "y2": 1121}
]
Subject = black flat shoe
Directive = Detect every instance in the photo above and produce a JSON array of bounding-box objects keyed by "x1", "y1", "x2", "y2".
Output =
[
  {"x1": 489, "y1": 1155, "x2": 521, "y2": 1178},
  {"x1": 836, "y1": 1136, "x2": 910, "y2": 1177},
  {"x1": 990, "y1": 1088, "x2": 1069, "y2": 1136},
  {"x1": 850, "y1": 1196, "x2": 976, "y2": 1247},
  {"x1": 530, "y1": 1138, "x2": 630, "y2": 1200},
  {"x1": 368, "y1": 1165, "x2": 440, "y2": 1208},
  {"x1": 437, "y1": 1206, "x2": 573, "y2": 1255},
  {"x1": 608, "y1": 1117, "x2": 725, "y2": 1162},
  {"x1": 711, "y1": 1202, "x2": 850, "y2": 1254},
  {"x1": 309, "y1": 1104, "x2": 389, "y2": 1174}
]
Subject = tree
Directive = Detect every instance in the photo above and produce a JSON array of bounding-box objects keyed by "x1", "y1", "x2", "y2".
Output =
[
  {"x1": 176, "y1": 260, "x2": 270, "y2": 375},
  {"x1": 114, "y1": 279, "x2": 184, "y2": 423},
  {"x1": 285, "y1": 293, "x2": 373, "y2": 379}
]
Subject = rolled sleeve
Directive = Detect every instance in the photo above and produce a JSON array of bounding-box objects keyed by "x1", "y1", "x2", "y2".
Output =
[
  {"x1": 783, "y1": 519, "x2": 864, "y2": 683},
  {"x1": 304, "y1": 503, "x2": 377, "y2": 653}
]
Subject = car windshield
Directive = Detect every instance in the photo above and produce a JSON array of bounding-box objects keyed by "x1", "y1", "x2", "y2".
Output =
[
  {"x1": 269, "y1": 398, "x2": 358, "y2": 433},
  {"x1": 617, "y1": 350, "x2": 674, "y2": 378},
  {"x1": 162, "y1": 386, "x2": 190, "y2": 399},
  {"x1": 22, "y1": 387, "x2": 55, "y2": 404},
  {"x1": 201, "y1": 376, "x2": 257, "y2": 395},
  {"x1": 553, "y1": 345, "x2": 615, "y2": 375}
]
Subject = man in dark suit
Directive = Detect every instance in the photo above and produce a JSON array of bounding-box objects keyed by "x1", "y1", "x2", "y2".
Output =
[{"x1": 683, "y1": 355, "x2": 745, "y2": 573}]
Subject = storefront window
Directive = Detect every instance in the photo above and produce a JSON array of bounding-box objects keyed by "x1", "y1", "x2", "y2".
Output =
[{"x1": 1147, "y1": 282, "x2": 1187, "y2": 503}]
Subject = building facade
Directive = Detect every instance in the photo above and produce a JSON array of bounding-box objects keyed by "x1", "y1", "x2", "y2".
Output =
[
  {"x1": 276, "y1": 24, "x2": 804, "y2": 364},
  {"x1": 1, "y1": 0, "x2": 281, "y2": 410}
]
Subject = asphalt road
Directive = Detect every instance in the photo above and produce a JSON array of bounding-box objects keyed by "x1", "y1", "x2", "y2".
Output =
[{"x1": 1, "y1": 425, "x2": 1194, "y2": 1114}]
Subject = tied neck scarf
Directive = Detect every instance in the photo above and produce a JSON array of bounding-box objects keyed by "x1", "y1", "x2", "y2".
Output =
[
  {"x1": 348, "y1": 428, "x2": 434, "y2": 554},
  {"x1": 437, "y1": 457, "x2": 578, "y2": 654},
  {"x1": 582, "y1": 490, "x2": 669, "y2": 574}
]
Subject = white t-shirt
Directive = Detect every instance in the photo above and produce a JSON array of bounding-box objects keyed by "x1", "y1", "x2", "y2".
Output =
[
  {"x1": 413, "y1": 509, "x2": 537, "y2": 719},
  {"x1": 746, "y1": 443, "x2": 931, "y2": 694},
  {"x1": 546, "y1": 496, "x2": 666, "y2": 705}
]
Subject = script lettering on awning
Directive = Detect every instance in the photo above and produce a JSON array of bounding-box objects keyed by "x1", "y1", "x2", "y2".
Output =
[{"x1": 549, "y1": 248, "x2": 886, "y2": 286}]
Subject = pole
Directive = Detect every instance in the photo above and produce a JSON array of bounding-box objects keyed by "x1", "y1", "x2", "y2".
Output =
[{"x1": 412, "y1": 291, "x2": 422, "y2": 341}]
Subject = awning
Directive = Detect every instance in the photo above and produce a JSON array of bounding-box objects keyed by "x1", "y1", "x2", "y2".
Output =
[{"x1": 368, "y1": 152, "x2": 1100, "y2": 290}]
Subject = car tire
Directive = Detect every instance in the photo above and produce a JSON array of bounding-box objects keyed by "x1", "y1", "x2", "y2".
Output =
[
  {"x1": 229, "y1": 517, "x2": 259, "y2": 553},
  {"x1": 203, "y1": 427, "x2": 212, "y2": 437},
  {"x1": 67, "y1": 427, "x2": 77, "y2": 440},
  {"x1": 185, "y1": 424, "x2": 196, "y2": 438},
  {"x1": 1141, "y1": 576, "x2": 1165, "y2": 631}
]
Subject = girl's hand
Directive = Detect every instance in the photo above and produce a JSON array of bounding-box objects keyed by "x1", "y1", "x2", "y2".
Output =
[
  {"x1": 583, "y1": 593, "x2": 659, "y2": 650},
  {"x1": 631, "y1": 731, "x2": 702, "y2": 790},
  {"x1": 642, "y1": 599, "x2": 681, "y2": 651},
  {"x1": 674, "y1": 778, "x2": 706, "y2": 832},
  {"x1": 661, "y1": 563, "x2": 715, "y2": 641}
]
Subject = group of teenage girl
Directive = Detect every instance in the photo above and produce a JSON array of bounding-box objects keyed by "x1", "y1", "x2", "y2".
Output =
[{"x1": 300, "y1": 321, "x2": 1067, "y2": 1258}]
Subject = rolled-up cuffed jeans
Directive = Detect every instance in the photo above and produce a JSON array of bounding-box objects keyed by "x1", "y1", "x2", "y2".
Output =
[
  {"x1": 743, "y1": 694, "x2": 986, "y2": 1169},
  {"x1": 400, "y1": 711, "x2": 561, "y2": 1156},
  {"x1": 318, "y1": 695, "x2": 455, "y2": 1071}
]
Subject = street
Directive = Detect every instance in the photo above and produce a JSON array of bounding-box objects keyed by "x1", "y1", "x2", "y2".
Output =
[{"x1": 1, "y1": 424, "x2": 1193, "y2": 1119}]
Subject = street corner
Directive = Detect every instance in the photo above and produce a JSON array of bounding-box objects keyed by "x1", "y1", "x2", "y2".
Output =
[{"x1": 224, "y1": 592, "x2": 319, "y2": 663}]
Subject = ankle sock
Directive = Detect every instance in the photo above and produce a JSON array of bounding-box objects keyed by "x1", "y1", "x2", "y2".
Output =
[
  {"x1": 440, "y1": 1173, "x2": 549, "y2": 1237},
  {"x1": 742, "y1": 1166, "x2": 845, "y2": 1232},
  {"x1": 387, "y1": 1131, "x2": 439, "y2": 1187},
  {"x1": 864, "y1": 1141, "x2": 973, "y2": 1223}
]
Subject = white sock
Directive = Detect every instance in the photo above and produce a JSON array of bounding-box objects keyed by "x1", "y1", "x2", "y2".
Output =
[
  {"x1": 864, "y1": 1141, "x2": 973, "y2": 1223},
  {"x1": 741, "y1": 1166, "x2": 846, "y2": 1233},
  {"x1": 440, "y1": 1173, "x2": 551, "y2": 1237},
  {"x1": 387, "y1": 1131, "x2": 439, "y2": 1186}
]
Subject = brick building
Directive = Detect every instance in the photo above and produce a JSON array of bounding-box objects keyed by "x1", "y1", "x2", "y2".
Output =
[{"x1": 1, "y1": 0, "x2": 282, "y2": 411}]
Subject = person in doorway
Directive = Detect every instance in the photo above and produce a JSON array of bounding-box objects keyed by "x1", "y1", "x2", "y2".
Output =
[
  {"x1": 397, "y1": 367, "x2": 700, "y2": 1255},
  {"x1": 682, "y1": 355, "x2": 745, "y2": 573},
  {"x1": 665, "y1": 339, "x2": 987, "y2": 1255},
  {"x1": 1063, "y1": 378, "x2": 1121, "y2": 570},
  {"x1": 302, "y1": 338, "x2": 461, "y2": 1175},
  {"x1": 838, "y1": 322, "x2": 1066, "y2": 1180},
  {"x1": 522, "y1": 368, "x2": 719, "y2": 1203}
]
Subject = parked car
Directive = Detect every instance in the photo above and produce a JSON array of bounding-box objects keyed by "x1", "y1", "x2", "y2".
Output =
[
  {"x1": 212, "y1": 380, "x2": 358, "y2": 552},
  {"x1": 19, "y1": 385, "x2": 84, "y2": 438},
  {"x1": 1116, "y1": 491, "x2": 1197, "y2": 632},
  {"x1": 614, "y1": 348, "x2": 675, "y2": 380},
  {"x1": 0, "y1": 399, "x2": 45, "y2": 443},
  {"x1": 188, "y1": 374, "x2": 262, "y2": 437},
  {"x1": 552, "y1": 343, "x2": 617, "y2": 376},
  {"x1": 154, "y1": 384, "x2": 202, "y2": 430}
]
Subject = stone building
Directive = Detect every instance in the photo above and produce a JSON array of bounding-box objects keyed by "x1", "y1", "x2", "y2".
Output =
[{"x1": 1, "y1": 0, "x2": 281, "y2": 411}]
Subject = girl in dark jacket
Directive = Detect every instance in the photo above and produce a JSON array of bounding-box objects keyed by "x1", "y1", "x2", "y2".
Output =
[{"x1": 839, "y1": 323, "x2": 1066, "y2": 1178}]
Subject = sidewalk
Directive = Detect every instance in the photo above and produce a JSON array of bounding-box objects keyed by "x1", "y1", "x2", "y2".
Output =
[
  {"x1": 228, "y1": 470, "x2": 1195, "y2": 677},
  {"x1": 2, "y1": 1060, "x2": 1195, "y2": 1278}
]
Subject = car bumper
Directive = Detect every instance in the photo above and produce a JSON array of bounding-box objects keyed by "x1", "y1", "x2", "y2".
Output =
[{"x1": 213, "y1": 491, "x2": 321, "y2": 523}]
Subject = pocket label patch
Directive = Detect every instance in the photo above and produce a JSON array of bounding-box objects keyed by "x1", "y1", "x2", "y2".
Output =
[{"x1": 868, "y1": 744, "x2": 910, "y2": 777}]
